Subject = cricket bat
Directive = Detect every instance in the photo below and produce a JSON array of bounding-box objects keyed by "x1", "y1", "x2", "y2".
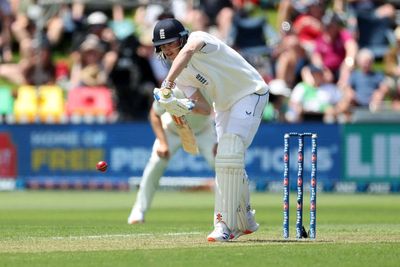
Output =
[
  {"x1": 161, "y1": 88, "x2": 199, "y2": 155},
  {"x1": 172, "y1": 115, "x2": 199, "y2": 155}
]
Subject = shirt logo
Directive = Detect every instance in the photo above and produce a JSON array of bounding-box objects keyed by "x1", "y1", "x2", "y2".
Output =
[
  {"x1": 159, "y1": 29, "x2": 165, "y2": 39},
  {"x1": 196, "y1": 74, "x2": 208, "y2": 85}
]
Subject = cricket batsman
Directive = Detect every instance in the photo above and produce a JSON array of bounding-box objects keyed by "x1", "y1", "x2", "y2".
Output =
[{"x1": 151, "y1": 18, "x2": 269, "y2": 241}]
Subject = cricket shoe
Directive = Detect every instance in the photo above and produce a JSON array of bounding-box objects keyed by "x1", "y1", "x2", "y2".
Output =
[
  {"x1": 127, "y1": 209, "x2": 145, "y2": 224},
  {"x1": 207, "y1": 222, "x2": 231, "y2": 242},
  {"x1": 230, "y1": 210, "x2": 259, "y2": 240}
]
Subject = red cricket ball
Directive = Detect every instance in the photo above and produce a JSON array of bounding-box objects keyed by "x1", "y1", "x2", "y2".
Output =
[{"x1": 96, "y1": 161, "x2": 108, "y2": 172}]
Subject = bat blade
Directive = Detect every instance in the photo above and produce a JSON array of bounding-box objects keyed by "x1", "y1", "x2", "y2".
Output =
[{"x1": 172, "y1": 115, "x2": 199, "y2": 155}]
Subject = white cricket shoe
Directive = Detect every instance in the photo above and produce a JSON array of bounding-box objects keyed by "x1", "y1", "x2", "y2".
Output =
[
  {"x1": 127, "y1": 209, "x2": 144, "y2": 224},
  {"x1": 207, "y1": 222, "x2": 231, "y2": 242},
  {"x1": 230, "y1": 209, "x2": 259, "y2": 240}
]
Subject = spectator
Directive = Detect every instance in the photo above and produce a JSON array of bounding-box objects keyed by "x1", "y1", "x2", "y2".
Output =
[
  {"x1": 47, "y1": 4, "x2": 81, "y2": 50},
  {"x1": 347, "y1": 0, "x2": 396, "y2": 20},
  {"x1": 109, "y1": 31, "x2": 158, "y2": 121},
  {"x1": 227, "y1": 3, "x2": 280, "y2": 51},
  {"x1": 383, "y1": 26, "x2": 400, "y2": 80},
  {"x1": 286, "y1": 65, "x2": 343, "y2": 123},
  {"x1": 273, "y1": 0, "x2": 330, "y2": 88},
  {"x1": 69, "y1": 34, "x2": 108, "y2": 89},
  {"x1": 0, "y1": 36, "x2": 55, "y2": 86},
  {"x1": 70, "y1": 11, "x2": 118, "y2": 75},
  {"x1": 108, "y1": 4, "x2": 135, "y2": 41},
  {"x1": 276, "y1": 0, "x2": 301, "y2": 30},
  {"x1": 43, "y1": 6, "x2": 65, "y2": 47},
  {"x1": 276, "y1": 0, "x2": 343, "y2": 30},
  {"x1": 134, "y1": 0, "x2": 189, "y2": 31},
  {"x1": 311, "y1": 11, "x2": 358, "y2": 86},
  {"x1": 272, "y1": 20, "x2": 308, "y2": 88},
  {"x1": 11, "y1": 1, "x2": 40, "y2": 60},
  {"x1": 341, "y1": 48, "x2": 390, "y2": 117},
  {"x1": 292, "y1": 0, "x2": 325, "y2": 53},
  {"x1": 187, "y1": 0, "x2": 235, "y2": 41},
  {"x1": 382, "y1": 26, "x2": 400, "y2": 111},
  {"x1": 22, "y1": 38, "x2": 56, "y2": 86},
  {"x1": 11, "y1": 2, "x2": 66, "y2": 59},
  {"x1": 226, "y1": 4, "x2": 278, "y2": 82},
  {"x1": 382, "y1": 78, "x2": 400, "y2": 111},
  {"x1": 350, "y1": 1, "x2": 396, "y2": 59},
  {"x1": 0, "y1": 0, "x2": 13, "y2": 62},
  {"x1": 0, "y1": 61, "x2": 24, "y2": 86}
]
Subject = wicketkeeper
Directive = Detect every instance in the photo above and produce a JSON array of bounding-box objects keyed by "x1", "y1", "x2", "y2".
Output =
[{"x1": 151, "y1": 18, "x2": 269, "y2": 241}]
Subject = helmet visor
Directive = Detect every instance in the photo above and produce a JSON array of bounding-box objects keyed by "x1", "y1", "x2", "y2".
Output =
[{"x1": 153, "y1": 36, "x2": 181, "y2": 47}]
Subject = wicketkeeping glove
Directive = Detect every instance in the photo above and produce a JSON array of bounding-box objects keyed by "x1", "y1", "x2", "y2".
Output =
[{"x1": 153, "y1": 88, "x2": 195, "y2": 117}]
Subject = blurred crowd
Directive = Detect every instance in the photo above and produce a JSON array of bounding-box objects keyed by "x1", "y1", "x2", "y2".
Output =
[{"x1": 1, "y1": 0, "x2": 400, "y2": 123}]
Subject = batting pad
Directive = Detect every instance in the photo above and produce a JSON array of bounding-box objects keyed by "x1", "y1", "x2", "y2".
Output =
[
  {"x1": 214, "y1": 133, "x2": 245, "y2": 231},
  {"x1": 237, "y1": 173, "x2": 251, "y2": 232}
]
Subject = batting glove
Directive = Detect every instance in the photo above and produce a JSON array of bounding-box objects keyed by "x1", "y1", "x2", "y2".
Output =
[{"x1": 153, "y1": 88, "x2": 195, "y2": 117}]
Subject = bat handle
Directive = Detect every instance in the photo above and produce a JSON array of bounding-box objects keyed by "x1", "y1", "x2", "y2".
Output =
[{"x1": 161, "y1": 88, "x2": 172, "y2": 99}]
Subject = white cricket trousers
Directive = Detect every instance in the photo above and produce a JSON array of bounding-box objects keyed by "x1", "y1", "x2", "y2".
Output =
[{"x1": 215, "y1": 92, "x2": 269, "y2": 147}]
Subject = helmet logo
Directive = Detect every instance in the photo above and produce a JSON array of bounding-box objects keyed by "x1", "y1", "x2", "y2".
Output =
[{"x1": 159, "y1": 29, "x2": 165, "y2": 40}]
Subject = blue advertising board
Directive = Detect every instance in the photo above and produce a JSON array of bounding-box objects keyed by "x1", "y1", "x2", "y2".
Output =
[{"x1": 0, "y1": 123, "x2": 341, "y2": 190}]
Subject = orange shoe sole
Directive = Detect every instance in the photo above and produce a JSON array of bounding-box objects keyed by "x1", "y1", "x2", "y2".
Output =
[{"x1": 128, "y1": 220, "x2": 144, "y2": 224}]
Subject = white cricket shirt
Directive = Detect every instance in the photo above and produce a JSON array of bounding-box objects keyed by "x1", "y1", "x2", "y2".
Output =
[{"x1": 176, "y1": 31, "x2": 269, "y2": 112}]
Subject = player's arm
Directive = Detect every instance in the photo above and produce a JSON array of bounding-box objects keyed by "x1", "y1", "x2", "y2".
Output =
[
  {"x1": 149, "y1": 105, "x2": 170, "y2": 158},
  {"x1": 188, "y1": 89, "x2": 211, "y2": 115},
  {"x1": 164, "y1": 37, "x2": 205, "y2": 84}
]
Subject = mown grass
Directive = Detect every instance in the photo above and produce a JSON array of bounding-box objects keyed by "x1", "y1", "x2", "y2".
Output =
[{"x1": 0, "y1": 191, "x2": 399, "y2": 267}]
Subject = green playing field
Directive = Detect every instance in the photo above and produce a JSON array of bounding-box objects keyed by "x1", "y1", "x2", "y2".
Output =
[{"x1": 1, "y1": 191, "x2": 399, "y2": 267}]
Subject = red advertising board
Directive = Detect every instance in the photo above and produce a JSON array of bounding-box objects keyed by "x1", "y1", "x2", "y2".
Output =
[{"x1": 0, "y1": 132, "x2": 17, "y2": 178}]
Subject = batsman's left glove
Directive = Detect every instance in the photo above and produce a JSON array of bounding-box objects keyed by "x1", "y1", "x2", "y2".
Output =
[{"x1": 153, "y1": 88, "x2": 195, "y2": 117}]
